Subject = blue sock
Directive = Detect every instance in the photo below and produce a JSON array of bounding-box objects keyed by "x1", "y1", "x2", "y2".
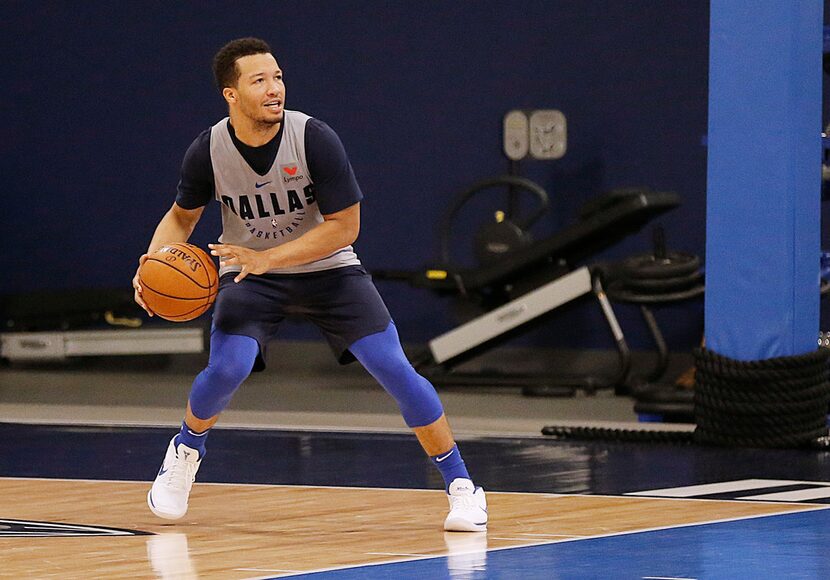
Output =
[
  {"x1": 430, "y1": 444, "x2": 471, "y2": 491},
  {"x1": 175, "y1": 421, "x2": 209, "y2": 458}
]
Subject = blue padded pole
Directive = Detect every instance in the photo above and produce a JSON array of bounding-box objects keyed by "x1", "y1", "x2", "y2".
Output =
[{"x1": 706, "y1": 0, "x2": 823, "y2": 360}]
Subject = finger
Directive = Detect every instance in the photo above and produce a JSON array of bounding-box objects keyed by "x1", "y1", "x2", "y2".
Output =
[
  {"x1": 208, "y1": 243, "x2": 234, "y2": 251},
  {"x1": 133, "y1": 289, "x2": 154, "y2": 316},
  {"x1": 210, "y1": 247, "x2": 237, "y2": 257},
  {"x1": 234, "y1": 267, "x2": 249, "y2": 283},
  {"x1": 223, "y1": 256, "x2": 240, "y2": 266},
  {"x1": 138, "y1": 253, "x2": 148, "y2": 265}
]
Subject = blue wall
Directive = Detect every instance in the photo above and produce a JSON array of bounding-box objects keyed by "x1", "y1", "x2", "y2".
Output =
[{"x1": 3, "y1": 1, "x2": 710, "y2": 349}]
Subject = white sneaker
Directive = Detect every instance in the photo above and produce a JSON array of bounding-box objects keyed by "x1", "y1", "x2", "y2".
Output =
[
  {"x1": 444, "y1": 478, "x2": 488, "y2": 532},
  {"x1": 147, "y1": 436, "x2": 201, "y2": 520}
]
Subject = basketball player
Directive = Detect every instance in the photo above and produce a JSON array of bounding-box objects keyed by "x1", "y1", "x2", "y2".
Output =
[{"x1": 133, "y1": 38, "x2": 487, "y2": 532}]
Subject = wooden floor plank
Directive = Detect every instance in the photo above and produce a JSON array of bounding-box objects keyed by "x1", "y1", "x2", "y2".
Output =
[{"x1": 0, "y1": 478, "x2": 817, "y2": 579}]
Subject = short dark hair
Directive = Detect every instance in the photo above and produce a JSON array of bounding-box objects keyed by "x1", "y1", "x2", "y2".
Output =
[{"x1": 213, "y1": 37, "x2": 272, "y2": 91}]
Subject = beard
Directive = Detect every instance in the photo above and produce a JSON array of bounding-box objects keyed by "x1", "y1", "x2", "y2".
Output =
[
  {"x1": 241, "y1": 101, "x2": 283, "y2": 130},
  {"x1": 253, "y1": 115, "x2": 281, "y2": 132}
]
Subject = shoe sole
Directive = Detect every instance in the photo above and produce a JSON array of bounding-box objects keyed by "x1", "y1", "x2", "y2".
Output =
[
  {"x1": 147, "y1": 490, "x2": 186, "y2": 520},
  {"x1": 443, "y1": 517, "x2": 487, "y2": 532}
]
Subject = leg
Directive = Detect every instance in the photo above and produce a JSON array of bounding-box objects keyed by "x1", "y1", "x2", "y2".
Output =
[
  {"x1": 349, "y1": 322, "x2": 487, "y2": 531},
  {"x1": 178, "y1": 328, "x2": 259, "y2": 453},
  {"x1": 148, "y1": 329, "x2": 258, "y2": 520},
  {"x1": 411, "y1": 414, "x2": 455, "y2": 456}
]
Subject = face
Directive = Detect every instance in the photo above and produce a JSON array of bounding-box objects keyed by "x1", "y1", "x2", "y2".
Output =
[{"x1": 225, "y1": 52, "x2": 285, "y2": 127}]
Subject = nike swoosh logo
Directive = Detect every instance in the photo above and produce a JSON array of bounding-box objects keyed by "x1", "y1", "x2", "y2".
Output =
[
  {"x1": 157, "y1": 467, "x2": 168, "y2": 477},
  {"x1": 436, "y1": 449, "x2": 455, "y2": 463},
  {"x1": 255, "y1": 181, "x2": 272, "y2": 188}
]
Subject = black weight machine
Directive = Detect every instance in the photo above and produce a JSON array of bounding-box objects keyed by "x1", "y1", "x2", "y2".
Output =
[
  {"x1": 373, "y1": 109, "x2": 699, "y2": 397},
  {"x1": 375, "y1": 183, "x2": 682, "y2": 396}
]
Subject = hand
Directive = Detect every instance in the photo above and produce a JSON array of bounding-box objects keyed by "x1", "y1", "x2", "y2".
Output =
[
  {"x1": 208, "y1": 243, "x2": 271, "y2": 283},
  {"x1": 132, "y1": 254, "x2": 154, "y2": 316}
]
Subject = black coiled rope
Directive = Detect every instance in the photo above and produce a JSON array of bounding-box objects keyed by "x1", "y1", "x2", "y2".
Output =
[
  {"x1": 542, "y1": 347, "x2": 830, "y2": 449},
  {"x1": 692, "y1": 347, "x2": 830, "y2": 448},
  {"x1": 540, "y1": 425, "x2": 694, "y2": 444}
]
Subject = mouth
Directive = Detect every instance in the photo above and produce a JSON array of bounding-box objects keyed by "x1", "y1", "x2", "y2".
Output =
[{"x1": 264, "y1": 99, "x2": 283, "y2": 113}]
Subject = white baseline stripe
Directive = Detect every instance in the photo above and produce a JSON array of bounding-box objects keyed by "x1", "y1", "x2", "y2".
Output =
[
  {"x1": 626, "y1": 479, "x2": 808, "y2": 497},
  {"x1": 234, "y1": 569, "x2": 303, "y2": 574},
  {"x1": 743, "y1": 487, "x2": 830, "y2": 502}
]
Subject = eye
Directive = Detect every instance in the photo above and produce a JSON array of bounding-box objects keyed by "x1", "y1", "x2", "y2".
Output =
[
  {"x1": 255, "y1": 78, "x2": 264, "y2": 84},
  {"x1": 275, "y1": 74, "x2": 283, "y2": 81}
]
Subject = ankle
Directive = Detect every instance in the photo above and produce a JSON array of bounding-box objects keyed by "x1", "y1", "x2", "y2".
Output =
[{"x1": 175, "y1": 421, "x2": 209, "y2": 457}]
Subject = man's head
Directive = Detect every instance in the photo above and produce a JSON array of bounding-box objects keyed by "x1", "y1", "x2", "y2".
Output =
[{"x1": 213, "y1": 38, "x2": 284, "y2": 127}]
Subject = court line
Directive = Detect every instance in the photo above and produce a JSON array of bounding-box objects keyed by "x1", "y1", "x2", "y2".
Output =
[
  {"x1": 365, "y1": 552, "x2": 435, "y2": 557},
  {"x1": 0, "y1": 476, "x2": 820, "y2": 578},
  {"x1": 743, "y1": 486, "x2": 830, "y2": 502},
  {"x1": 5, "y1": 476, "x2": 829, "y2": 506},
  {"x1": 516, "y1": 533, "x2": 586, "y2": 538},
  {"x1": 239, "y1": 505, "x2": 830, "y2": 580},
  {"x1": 627, "y1": 478, "x2": 826, "y2": 497},
  {"x1": 235, "y1": 569, "x2": 304, "y2": 574},
  {"x1": 489, "y1": 536, "x2": 579, "y2": 541}
]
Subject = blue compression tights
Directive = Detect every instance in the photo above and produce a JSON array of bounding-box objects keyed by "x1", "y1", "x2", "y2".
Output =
[
  {"x1": 188, "y1": 329, "x2": 258, "y2": 420},
  {"x1": 349, "y1": 322, "x2": 444, "y2": 428},
  {"x1": 188, "y1": 322, "x2": 444, "y2": 430}
]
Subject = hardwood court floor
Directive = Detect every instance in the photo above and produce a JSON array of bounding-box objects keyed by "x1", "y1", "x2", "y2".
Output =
[
  {"x1": 4, "y1": 423, "x2": 830, "y2": 577},
  {"x1": 0, "y1": 477, "x2": 818, "y2": 579}
]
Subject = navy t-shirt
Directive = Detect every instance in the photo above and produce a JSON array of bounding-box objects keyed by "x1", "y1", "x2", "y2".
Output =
[{"x1": 175, "y1": 117, "x2": 362, "y2": 215}]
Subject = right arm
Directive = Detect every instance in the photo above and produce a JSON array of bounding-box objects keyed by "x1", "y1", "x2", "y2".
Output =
[
  {"x1": 133, "y1": 203, "x2": 205, "y2": 316},
  {"x1": 146, "y1": 203, "x2": 205, "y2": 255},
  {"x1": 134, "y1": 129, "x2": 214, "y2": 315}
]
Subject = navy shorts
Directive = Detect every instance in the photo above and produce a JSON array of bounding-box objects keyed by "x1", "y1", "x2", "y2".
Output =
[{"x1": 211, "y1": 265, "x2": 391, "y2": 371}]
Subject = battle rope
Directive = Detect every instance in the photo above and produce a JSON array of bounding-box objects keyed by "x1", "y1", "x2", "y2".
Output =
[
  {"x1": 692, "y1": 347, "x2": 830, "y2": 448},
  {"x1": 542, "y1": 347, "x2": 830, "y2": 449}
]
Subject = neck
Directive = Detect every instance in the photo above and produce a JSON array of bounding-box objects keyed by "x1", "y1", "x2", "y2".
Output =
[{"x1": 228, "y1": 110, "x2": 280, "y2": 147}]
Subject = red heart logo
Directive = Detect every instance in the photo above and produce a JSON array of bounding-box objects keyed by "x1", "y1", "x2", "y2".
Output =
[{"x1": 283, "y1": 166, "x2": 298, "y2": 175}]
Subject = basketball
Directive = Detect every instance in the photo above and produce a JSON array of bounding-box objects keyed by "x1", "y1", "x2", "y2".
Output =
[{"x1": 138, "y1": 243, "x2": 218, "y2": 322}]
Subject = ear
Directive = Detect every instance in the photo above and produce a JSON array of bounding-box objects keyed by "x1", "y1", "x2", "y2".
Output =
[{"x1": 222, "y1": 87, "x2": 237, "y2": 104}]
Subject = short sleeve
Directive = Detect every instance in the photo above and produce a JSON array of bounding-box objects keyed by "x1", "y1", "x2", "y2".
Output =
[
  {"x1": 175, "y1": 129, "x2": 215, "y2": 209},
  {"x1": 305, "y1": 118, "x2": 363, "y2": 215}
]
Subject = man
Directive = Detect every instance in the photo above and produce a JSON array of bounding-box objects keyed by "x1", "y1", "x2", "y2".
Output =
[{"x1": 133, "y1": 37, "x2": 487, "y2": 532}]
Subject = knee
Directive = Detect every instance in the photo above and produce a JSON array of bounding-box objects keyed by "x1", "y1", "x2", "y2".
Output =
[
  {"x1": 204, "y1": 358, "x2": 252, "y2": 387},
  {"x1": 368, "y1": 355, "x2": 415, "y2": 383}
]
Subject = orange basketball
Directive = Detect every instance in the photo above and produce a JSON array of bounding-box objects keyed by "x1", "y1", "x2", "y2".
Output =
[{"x1": 138, "y1": 243, "x2": 218, "y2": 322}]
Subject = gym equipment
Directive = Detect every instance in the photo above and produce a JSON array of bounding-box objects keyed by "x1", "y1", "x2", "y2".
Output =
[
  {"x1": 442, "y1": 175, "x2": 550, "y2": 268},
  {"x1": 0, "y1": 289, "x2": 207, "y2": 362},
  {"x1": 599, "y1": 226, "x2": 704, "y2": 420},
  {"x1": 374, "y1": 186, "x2": 681, "y2": 395}
]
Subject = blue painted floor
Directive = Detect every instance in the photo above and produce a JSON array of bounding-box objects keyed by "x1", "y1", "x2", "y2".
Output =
[{"x1": 286, "y1": 509, "x2": 830, "y2": 580}]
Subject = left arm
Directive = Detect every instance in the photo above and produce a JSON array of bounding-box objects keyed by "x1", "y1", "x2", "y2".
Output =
[{"x1": 209, "y1": 202, "x2": 360, "y2": 282}]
